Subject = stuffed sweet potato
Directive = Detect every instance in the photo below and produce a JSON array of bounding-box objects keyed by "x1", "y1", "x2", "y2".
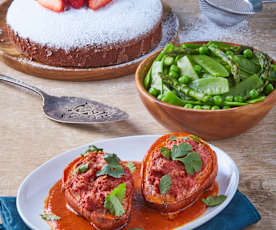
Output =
[
  {"x1": 62, "y1": 147, "x2": 134, "y2": 230},
  {"x1": 141, "y1": 133, "x2": 218, "y2": 214}
]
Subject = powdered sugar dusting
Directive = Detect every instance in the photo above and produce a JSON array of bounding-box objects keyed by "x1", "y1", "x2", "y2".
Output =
[
  {"x1": 6, "y1": 0, "x2": 162, "y2": 50},
  {"x1": 179, "y1": 14, "x2": 253, "y2": 45}
]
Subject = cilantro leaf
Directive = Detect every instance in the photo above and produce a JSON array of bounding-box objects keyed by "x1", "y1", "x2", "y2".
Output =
[
  {"x1": 96, "y1": 164, "x2": 124, "y2": 178},
  {"x1": 161, "y1": 147, "x2": 171, "y2": 159},
  {"x1": 125, "y1": 162, "x2": 136, "y2": 173},
  {"x1": 96, "y1": 153, "x2": 125, "y2": 178},
  {"x1": 202, "y1": 195, "x2": 227, "y2": 207},
  {"x1": 159, "y1": 174, "x2": 172, "y2": 194},
  {"x1": 81, "y1": 145, "x2": 103, "y2": 156},
  {"x1": 171, "y1": 142, "x2": 192, "y2": 160},
  {"x1": 178, "y1": 152, "x2": 202, "y2": 175},
  {"x1": 40, "y1": 214, "x2": 60, "y2": 221},
  {"x1": 103, "y1": 153, "x2": 120, "y2": 165},
  {"x1": 74, "y1": 162, "x2": 89, "y2": 176},
  {"x1": 104, "y1": 183, "x2": 126, "y2": 216}
]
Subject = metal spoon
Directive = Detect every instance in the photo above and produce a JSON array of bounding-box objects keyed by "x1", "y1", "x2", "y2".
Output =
[
  {"x1": 0, "y1": 75, "x2": 129, "y2": 124},
  {"x1": 199, "y1": 0, "x2": 276, "y2": 27}
]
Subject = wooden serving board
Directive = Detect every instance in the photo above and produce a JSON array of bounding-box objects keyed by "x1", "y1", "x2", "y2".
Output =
[{"x1": 0, "y1": 0, "x2": 179, "y2": 81}]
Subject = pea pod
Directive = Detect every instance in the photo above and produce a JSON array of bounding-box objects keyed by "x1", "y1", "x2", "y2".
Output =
[
  {"x1": 161, "y1": 91, "x2": 203, "y2": 106},
  {"x1": 144, "y1": 43, "x2": 175, "y2": 89},
  {"x1": 226, "y1": 74, "x2": 263, "y2": 97},
  {"x1": 233, "y1": 55, "x2": 259, "y2": 74},
  {"x1": 189, "y1": 77, "x2": 229, "y2": 95},
  {"x1": 151, "y1": 61, "x2": 170, "y2": 95},
  {"x1": 177, "y1": 56, "x2": 199, "y2": 80},
  {"x1": 193, "y1": 55, "x2": 229, "y2": 77}
]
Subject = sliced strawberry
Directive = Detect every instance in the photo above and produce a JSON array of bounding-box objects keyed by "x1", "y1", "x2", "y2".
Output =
[
  {"x1": 68, "y1": 0, "x2": 85, "y2": 9},
  {"x1": 88, "y1": 0, "x2": 112, "y2": 10},
  {"x1": 37, "y1": 0, "x2": 65, "y2": 13}
]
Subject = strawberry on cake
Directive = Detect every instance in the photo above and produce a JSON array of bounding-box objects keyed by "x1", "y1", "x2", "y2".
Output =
[{"x1": 6, "y1": 0, "x2": 163, "y2": 68}]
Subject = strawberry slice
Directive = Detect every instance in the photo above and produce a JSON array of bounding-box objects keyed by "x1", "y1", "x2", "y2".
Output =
[
  {"x1": 88, "y1": 0, "x2": 112, "y2": 10},
  {"x1": 68, "y1": 0, "x2": 85, "y2": 9},
  {"x1": 37, "y1": 0, "x2": 65, "y2": 12}
]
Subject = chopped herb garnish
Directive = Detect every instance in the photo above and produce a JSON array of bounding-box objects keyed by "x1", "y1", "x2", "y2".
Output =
[
  {"x1": 104, "y1": 183, "x2": 126, "y2": 216},
  {"x1": 202, "y1": 195, "x2": 227, "y2": 207},
  {"x1": 177, "y1": 152, "x2": 202, "y2": 175},
  {"x1": 81, "y1": 145, "x2": 103, "y2": 156},
  {"x1": 125, "y1": 162, "x2": 136, "y2": 173},
  {"x1": 171, "y1": 142, "x2": 192, "y2": 160},
  {"x1": 40, "y1": 214, "x2": 61, "y2": 221},
  {"x1": 159, "y1": 174, "x2": 172, "y2": 194},
  {"x1": 96, "y1": 153, "x2": 124, "y2": 178},
  {"x1": 161, "y1": 147, "x2": 171, "y2": 159},
  {"x1": 74, "y1": 162, "x2": 89, "y2": 176}
]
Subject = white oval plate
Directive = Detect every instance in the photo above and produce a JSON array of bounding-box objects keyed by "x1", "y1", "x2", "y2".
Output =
[{"x1": 17, "y1": 135, "x2": 239, "y2": 230}]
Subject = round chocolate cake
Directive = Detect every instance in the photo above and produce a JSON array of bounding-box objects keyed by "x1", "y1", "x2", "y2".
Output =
[{"x1": 6, "y1": 0, "x2": 163, "y2": 68}]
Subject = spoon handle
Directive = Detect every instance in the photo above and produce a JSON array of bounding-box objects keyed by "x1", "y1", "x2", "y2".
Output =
[{"x1": 0, "y1": 74, "x2": 46, "y2": 98}]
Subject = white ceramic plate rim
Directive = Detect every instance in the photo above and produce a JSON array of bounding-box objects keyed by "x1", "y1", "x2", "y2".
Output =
[{"x1": 17, "y1": 135, "x2": 239, "y2": 230}]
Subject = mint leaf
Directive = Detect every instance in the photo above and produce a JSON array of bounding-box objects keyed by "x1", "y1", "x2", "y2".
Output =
[
  {"x1": 40, "y1": 214, "x2": 60, "y2": 221},
  {"x1": 171, "y1": 142, "x2": 192, "y2": 160},
  {"x1": 104, "y1": 183, "x2": 126, "y2": 216},
  {"x1": 81, "y1": 145, "x2": 103, "y2": 156},
  {"x1": 74, "y1": 162, "x2": 89, "y2": 176},
  {"x1": 202, "y1": 195, "x2": 227, "y2": 207},
  {"x1": 96, "y1": 164, "x2": 124, "y2": 178},
  {"x1": 159, "y1": 174, "x2": 172, "y2": 194},
  {"x1": 96, "y1": 153, "x2": 125, "y2": 178},
  {"x1": 161, "y1": 147, "x2": 171, "y2": 159},
  {"x1": 103, "y1": 153, "x2": 120, "y2": 165},
  {"x1": 178, "y1": 152, "x2": 202, "y2": 175},
  {"x1": 125, "y1": 162, "x2": 136, "y2": 173}
]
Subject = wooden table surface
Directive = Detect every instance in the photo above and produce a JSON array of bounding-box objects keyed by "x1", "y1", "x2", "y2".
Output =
[{"x1": 0, "y1": 0, "x2": 275, "y2": 229}]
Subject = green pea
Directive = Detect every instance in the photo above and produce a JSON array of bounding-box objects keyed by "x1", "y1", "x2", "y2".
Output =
[
  {"x1": 248, "y1": 89, "x2": 259, "y2": 99},
  {"x1": 164, "y1": 56, "x2": 174, "y2": 66},
  {"x1": 211, "y1": 105, "x2": 220, "y2": 110},
  {"x1": 202, "y1": 105, "x2": 211, "y2": 110},
  {"x1": 222, "y1": 105, "x2": 231, "y2": 109},
  {"x1": 264, "y1": 83, "x2": 274, "y2": 95},
  {"x1": 157, "y1": 94, "x2": 163, "y2": 100},
  {"x1": 194, "y1": 65, "x2": 202, "y2": 73},
  {"x1": 199, "y1": 46, "x2": 209, "y2": 54},
  {"x1": 193, "y1": 105, "x2": 202, "y2": 109},
  {"x1": 169, "y1": 70, "x2": 179, "y2": 79},
  {"x1": 234, "y1": 95, "x2": 244, "y2": 102},
  {"x1": 213, "y1": 95, "x2": 223, "y2": 105},
  {"x1": 184, "y1": 104, "x2": 193, "y2": 109},
  {"x1": 226, "y1": 51, "x2": 234, "y2": 56},
  {"x1": 170, "y1": 64, "x2": 180, "y2": 73},
  {"x1": 243, "y1": 49, "x2": 253, "y2": 58},
  {"x1": 148, "y1": 87, "x2": 160, "y2": 97},
  {"x1": 178, "y1": 75, "x2": 191, "y2": 84},
  {"x1": 225, "y1": 96, "x2": 234, "y2": 102}
]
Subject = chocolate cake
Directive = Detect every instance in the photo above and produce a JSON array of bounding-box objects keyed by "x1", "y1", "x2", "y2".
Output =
[{"x1": 6, "y1": 0, "x2": 163, "y2": 68}]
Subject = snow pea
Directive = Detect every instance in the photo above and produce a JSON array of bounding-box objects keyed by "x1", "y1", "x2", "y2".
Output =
[
  {"x1": 233, "y1": 55, "x2": 259, "y2": 74},
  {"x1": 150, "y1": 61, "x2": 170, "y2": 95},
  {"x1": 193, "y1": 55, "x2": 229, "y2": 77},
  {"x1": 240, "y1": 69, "x2": 251, "y2": 80},
  {"x1": 189, "y1": 77, "x2": 229, "y2": 95},
  {"x1": 226, "y1": 74, "x2": 264, "y2": 97},
  {"x1": 161, "y1": 91, "x2": 185, "y2": 106},
  {"x1": 177, "y1": 56, "x2": 199, "y2": 80},
  {"x1": 144, "y1": 43, "x2": 174, "y2": 89}
]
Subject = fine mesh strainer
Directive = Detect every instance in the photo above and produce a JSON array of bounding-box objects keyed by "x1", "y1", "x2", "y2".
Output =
[{"x1": 199, "y1": 0, "x2": 276, "y2": 27}]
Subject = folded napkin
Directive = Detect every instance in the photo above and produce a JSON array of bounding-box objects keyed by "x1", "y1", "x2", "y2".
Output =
[{"x1": 0, "y1": 190, "x2": 261, "y2": 230}]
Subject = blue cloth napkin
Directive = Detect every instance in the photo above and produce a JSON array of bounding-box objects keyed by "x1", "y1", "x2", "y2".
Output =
[{"x1": 0, "y1": 190, "x2": 261, "y2": 230}]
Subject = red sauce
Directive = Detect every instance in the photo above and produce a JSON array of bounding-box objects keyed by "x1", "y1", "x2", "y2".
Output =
[{"x1": 44, "y1": 162, "x2": 218, "y2": 230}]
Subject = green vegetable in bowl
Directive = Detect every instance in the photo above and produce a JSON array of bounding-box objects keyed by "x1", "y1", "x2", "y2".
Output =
[{"x1": 144, "y1": 42, "x2": 275, "y2": 110}]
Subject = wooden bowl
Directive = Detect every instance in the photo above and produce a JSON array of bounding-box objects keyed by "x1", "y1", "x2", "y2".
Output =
[{"x1": 135, "y1": 41, "x2": 276, "y2": 140}]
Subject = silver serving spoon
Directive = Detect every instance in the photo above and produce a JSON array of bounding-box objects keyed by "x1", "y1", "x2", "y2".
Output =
[
  {"x1": 0, "y1": 75, "x2": 129, "y2": 124},
  {"x1": 199, "y1": 0, "x2": 276, "y2": 27}
]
